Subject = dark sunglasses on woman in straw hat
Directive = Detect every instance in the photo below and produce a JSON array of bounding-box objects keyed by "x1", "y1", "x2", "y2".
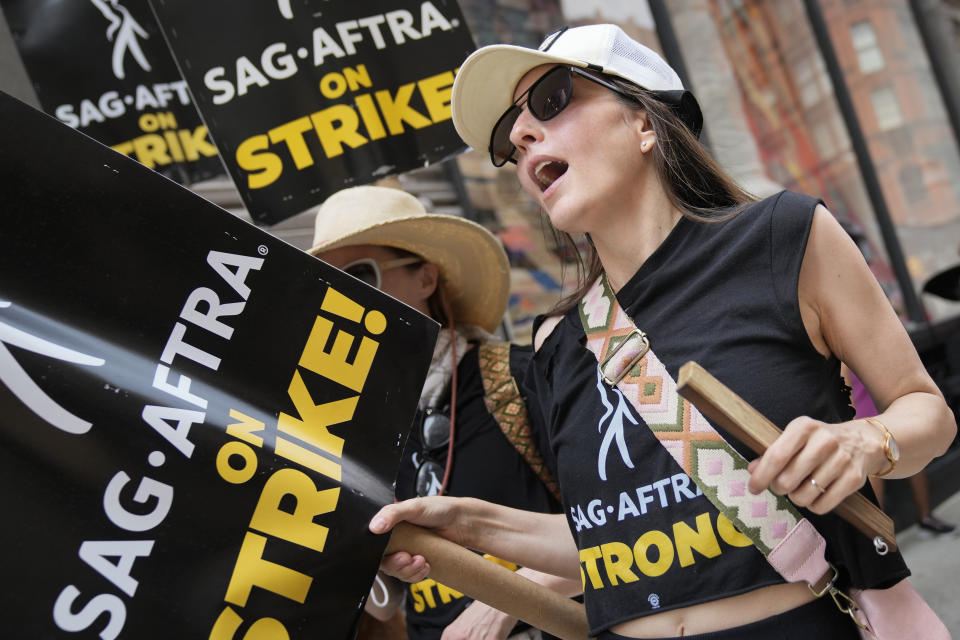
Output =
[{"x1": 413, "y1": 405, "x2": 452, "y2": 497}]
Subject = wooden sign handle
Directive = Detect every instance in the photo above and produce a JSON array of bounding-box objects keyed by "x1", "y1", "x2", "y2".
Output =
[
  {"x1": 385, "y1": 522, "x2": 590, "y2": 640},
  {"x1": 676, "y1": 361, "x2": 897, "y2": 552}
]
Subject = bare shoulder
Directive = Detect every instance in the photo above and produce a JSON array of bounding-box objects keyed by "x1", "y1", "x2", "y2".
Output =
[{"x1": 534, "y1": 315, "x2": 563, "y2": 352}]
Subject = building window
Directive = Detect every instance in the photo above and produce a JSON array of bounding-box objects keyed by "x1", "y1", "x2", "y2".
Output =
[
  {"x1": 795, "y1": 55, "x2": 830, "y2": 108},
  {"x1": 899, "y1": 164, "x2": 927, "y2": 204},
  {"x1": 870, "y1": 86, "x2": 903, "y2": 130},
  {"x1": 811, "y1": 120, "x2": 839, "y2": 158},
  {"x1": 850, "y1": 21, "x2": 884, "y2": 73}
]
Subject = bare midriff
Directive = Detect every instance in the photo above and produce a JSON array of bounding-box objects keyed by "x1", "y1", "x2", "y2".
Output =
[{"x1": 609, "y1": 581, "x2": 815, "y2": 638}]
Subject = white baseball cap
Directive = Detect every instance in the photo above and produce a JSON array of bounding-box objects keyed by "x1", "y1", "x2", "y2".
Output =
[{"x1": 451, "y1": 24, "x2": 701, "y2": 156}]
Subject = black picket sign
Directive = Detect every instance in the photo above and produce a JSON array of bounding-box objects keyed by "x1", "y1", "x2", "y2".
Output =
[
  {"x1": 0, "y1": 90, "x2": 438, "y2": 639},
  {"x1": 0, "y1": 0, "x2": 224, "y2": 185},
  {"x1": 148, "y1": 0, "x2": 476, "y2": 224}
]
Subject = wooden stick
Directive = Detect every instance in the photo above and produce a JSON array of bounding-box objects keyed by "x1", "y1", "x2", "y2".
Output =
[
  {"x1": 385, "y1": 522, "x2": 590, "y2": 640},
  {"x1": 676, "y1": 361, "x2": 897, "y2": 551}
]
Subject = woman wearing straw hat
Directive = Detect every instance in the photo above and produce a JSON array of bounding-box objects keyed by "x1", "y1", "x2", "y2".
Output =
[
  {"x1": 309, "y1": 185, "x2": 575, "y2": 640},
  {"x1": 368, "y1": 24, "x2": 956, "y2": 639}
]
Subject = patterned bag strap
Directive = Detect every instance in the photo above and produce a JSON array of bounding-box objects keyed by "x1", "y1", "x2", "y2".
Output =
[
  {"x1": 477, "y1": 342, "x2": 562, "y2": 502},
  {"x1": 578, "y1": 273, "x2": 807, "y2": 556}
]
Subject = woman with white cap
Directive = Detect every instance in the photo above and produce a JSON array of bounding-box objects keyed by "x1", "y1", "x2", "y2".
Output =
[
  {"x1": 309, "y1": 185, "x2": 575, "y2": 640},
  {"x1": 368, "y1": 24, "x2": 956, "y2": 639}
]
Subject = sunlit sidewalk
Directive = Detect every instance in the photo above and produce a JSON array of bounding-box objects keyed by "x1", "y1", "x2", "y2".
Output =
[{"x1": 897, "y1": 489, "x2": 960, "y2": 635}]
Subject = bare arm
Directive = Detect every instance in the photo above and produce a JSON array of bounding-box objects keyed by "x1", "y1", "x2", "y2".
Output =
[
  {"x1": 370, "y1": 497, "x2": 581, "y2": 582},
  {"x1": 440, "y1": 568, "x2": 582, "y2": 640},
  {"x1": 749, "y1": 205, "x2": 956, "y2": 512}
]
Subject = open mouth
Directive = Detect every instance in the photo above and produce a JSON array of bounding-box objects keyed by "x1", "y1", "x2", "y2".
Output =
[{"x1": 532, "y1": 160, "x2": 569, "y2": 192}]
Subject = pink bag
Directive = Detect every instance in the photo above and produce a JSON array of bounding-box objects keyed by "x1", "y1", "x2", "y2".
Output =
[{"x1": 851, "y1": 580, "x2": 950, "y2": 640}]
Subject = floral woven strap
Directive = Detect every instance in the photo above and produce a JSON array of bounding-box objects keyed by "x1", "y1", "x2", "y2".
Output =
[
  {"x1": 477, "y1": 342, "x2": 561, "y2": 502},
  {"x1": 578, "y1": 274, "x2": 803, "y2": 555}
]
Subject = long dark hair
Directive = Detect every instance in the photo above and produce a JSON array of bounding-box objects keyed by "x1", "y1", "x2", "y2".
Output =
[{"x1": 548, "y1": 78, "x2": 756, "y2": 316}]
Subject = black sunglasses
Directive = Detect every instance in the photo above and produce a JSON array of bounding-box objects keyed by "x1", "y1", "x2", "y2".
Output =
[
  {"x1": 489, "y1": 65, "x2": 636, "y2": 167},
  {"x1": 413, "y1": 407, "x2": 453, "y2": 497},
  {"x1": 489, "y1": 65, "x2": 704, "y2": 167}
]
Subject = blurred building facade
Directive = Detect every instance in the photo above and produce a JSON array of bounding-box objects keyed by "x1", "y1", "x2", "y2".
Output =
[
  {"x1": 446, "y1": 0, "x2": 960, "y2": 525},
  {"x1": 447, "y1": 0, "x2": 960, "y2": 338}
]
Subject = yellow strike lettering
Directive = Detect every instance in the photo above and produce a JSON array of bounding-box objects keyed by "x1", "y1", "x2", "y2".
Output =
[
  {"x1": 163, "y1": 130, "x2": 185, "y2": 162},
  {"x1": 210, "y1": 606, "x2": 290, "y2": 640},
  {"x1": 227, "y1": 409, "x2": 266, "y2": 448},
  {"x1": 249, "y1": 468, "x2": 340, "y2": 553},
  {"x1": 633, "y1": 530, "x2": 674, "y2": 577},
  {"x1": 177, "y1": 126, "x2": 218, "y2": 160},
  {"x1": 716, "y1": 513, "x2": 753, "y2": 547},
  {"x1": 436, "y1": 582, "x2": 463, "y2": 604},
  {"x1": 138, "y1": 113, "x2": 159, "y2": 131},
  {"x1": 319, "y1": 73, "x2": 347, "y2": 99},
  {"x1": 374, "y1": 83, "x2": 432, "y2": 134},
  {"x1": 600, "y1": 541, "x2": 640, "y2": 586},
  {"x1": 131, "y1": 134, "x2": 171, "y2": 169},
  {"x1": 411, "y1": 579, "x2": 438, "y2": 611},
  {"x1": 321, "y1": 286, "x2": 364, "y2": 321},
  {"x1": 237, "y1": 135, "x2": 283, "y2": 189},
  {"x1": 268, "y1": 117, "x2": 315, "y2": 169},
  {"x1": 274, "y1": 433, "x2": 342, "y2": 481},
  {"x1": 280, "y1": 369, "x2": 355, "y2": 456},
  {"x1": 111, "y1": 141, "x2": 134, "y2": 156},
  {"x1": 673, "y1": 513, "x2": 722, "y2": 567},
  {"x1": 354, "y1": 94, "x2": 387, "y2": 140},
  {"x1": 409, "y1": 584, "x2": 427, "y2": 613},
  {"x1": 224, "y1": 532, "x2": 312, "y2": 607},
  {"x1": 408, "y1": 579, "x2": 464, "y2": 609},
  {"x1": 417, "y1": 71, "x2": 454, "y2": 123},
  {"x1": 157, "y1": 112, "x2": 178, "y2": 129},
  {"x1": 297, "y1": 288, "x2": 379, "y2": 393},
  {"x1": 139, "y1": 111, "x2": 178, "y2": 132},
  {"x1": 216, "y1": 440, "x2": 258, "y2": 484},
  {"x1": 343, "y1": 64, "x2": 372, "y2": 91},
  {"x1": 112, "y1": 127, "x2": 217, "y2": 167},
  {"x1": 311, "y1": 105, "x2": 367, "y2": 158},
  {"x1": 579, "y1": 546, "x2": 604, "y2": 589}
]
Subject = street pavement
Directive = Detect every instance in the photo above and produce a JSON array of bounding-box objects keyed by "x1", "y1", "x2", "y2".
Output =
[{"x1": 896, "y1": 489, "x2": 960, "y2": 635}]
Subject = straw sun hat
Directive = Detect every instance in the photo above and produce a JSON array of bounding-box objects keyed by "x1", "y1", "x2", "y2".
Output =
[{"x1": 308, "y1": 185, "x2": 510, "y2": 333}]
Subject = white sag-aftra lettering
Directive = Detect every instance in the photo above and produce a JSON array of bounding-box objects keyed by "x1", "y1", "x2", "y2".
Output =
[{"x1": 0, "y1": 301, "x2": 104, "y2": 435}]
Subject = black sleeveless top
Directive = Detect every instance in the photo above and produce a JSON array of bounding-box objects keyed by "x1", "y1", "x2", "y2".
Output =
[{"x1": 525, "y1": 191, "x2": 909, "y2": 635}]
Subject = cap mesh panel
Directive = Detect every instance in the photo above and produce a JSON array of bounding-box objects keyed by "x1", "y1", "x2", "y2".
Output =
[{"x1": 611, "y1": 31, "x2": 677, "y2": 88}]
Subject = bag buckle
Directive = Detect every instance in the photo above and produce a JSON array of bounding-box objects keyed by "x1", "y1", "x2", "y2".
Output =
[
  {"x1": 808, "y1": 564, "x2": 839, "y2": 599},
  {"x1": 600, "y1": 329, "x2": 650, "y2": 386},
  {"x1": 809, "y1": 563, "x2": 869, "y2": 632},
  {"x1": 830, "y1": 589, "x2": 870, "y2": 631}
]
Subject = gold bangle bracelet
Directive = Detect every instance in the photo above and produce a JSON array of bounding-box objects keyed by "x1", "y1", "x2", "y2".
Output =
[{"x1": 864, "y1": 417, "x2": 900, "y2": 478}]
